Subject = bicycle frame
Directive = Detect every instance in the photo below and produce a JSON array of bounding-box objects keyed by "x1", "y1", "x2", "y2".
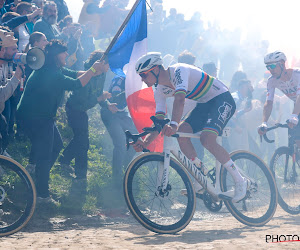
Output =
[
  {"x1": 263, "y1": 123, "x2": 299, "y2": 182},
  {"x1": 157, "y1": 132, "x2": 234, "y2": 201}
]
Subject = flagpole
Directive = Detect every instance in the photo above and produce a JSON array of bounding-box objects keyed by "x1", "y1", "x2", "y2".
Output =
[{"x1": 102, "y1": 0, "x2": 143, "y2": 58}]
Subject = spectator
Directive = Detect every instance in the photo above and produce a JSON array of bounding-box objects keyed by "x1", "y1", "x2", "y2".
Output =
[
  {"x1": 24, "y1": 31, "x2": 48, "y2": 53},
  {"x1": 0, "y1": 28, "x2": 23, "y2": 156},
  {"x1": 227, "y1": 79, "x2": 254, "y2": 151},
  {"x1": 33, "y1": 1, "x2": 67, "y2": 41},
  {"x1": 178, "y1": 50, "x2": 196, "y2": 65},
  {"x1": 0, "y1": 0, "x2": 7, "y2": 18},
  {"x1": 80, "y1": 21, "x2": 95, "y2": 61},
  {"x1": 202, "y1": 62, "x2": 217, "y2": 77},
  {"x1": 52, "y1": 0, "x2": 69, "y2": 22},
  {"x1": 15, "y1": 2, "x2": 34, "y2": 51},
  {"x1": 1, "y1": 5, "x2": 41, "y2": 32},
  {"x1": 16, "y1": 1, "x2": 36, "y2": 34},
  {"x1": 100, "y1": 74, "x2": 137, "y2": 189},
  {"x1": 65, "y1": 23, "x2": 84, "y2": 70},
  {"x1": 59, "y1": 50, "x2": 112, "y2": 180},
  {"x1": 17, "y1": 31, "x2": 48, "y2": 170},
  {"x1": 32, "y1": 0, "x2": 45, "y2": 9},
  {"x1": 57, "y1": 14, "x2": 72, "y2": 31},
  {"x1": 17, "y1": 40, "x2": 109, "y2": 203},
  {"x1": 230, "y1": 70, "x2": 247, "y2": 92},
  {"x1": 78, "y1": 0, "x2": 119, "y2": 39}
]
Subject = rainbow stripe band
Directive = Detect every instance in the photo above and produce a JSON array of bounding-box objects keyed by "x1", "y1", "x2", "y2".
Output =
[
  {"x1": 202, "y1": 127, "x2": 219, "y2": 136},
  {"x1": 174, "y1": 90, "x2": 187, "y2": 95},
  {"x1": 186, "y1": 72, "x2": 214, "y2": 100},
  {"x1": 155, "y1": 112, "x2": 165, "y2": 118}
]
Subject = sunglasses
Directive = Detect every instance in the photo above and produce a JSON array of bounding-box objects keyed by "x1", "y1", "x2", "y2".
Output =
[
  {"x1": 266, "y1": 64, "x2": 277, "y2": 70},
  {"x1": 139, "y1": 66, "x2": 156, "y2": 79}
]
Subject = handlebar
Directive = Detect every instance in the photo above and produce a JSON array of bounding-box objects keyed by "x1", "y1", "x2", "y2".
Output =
[
  {"x1": 125, "y1": 116, "x2": 170, "y2": 152},
  {"x1": 261, "y1": 123, "x2": 288, "y2": 143}
]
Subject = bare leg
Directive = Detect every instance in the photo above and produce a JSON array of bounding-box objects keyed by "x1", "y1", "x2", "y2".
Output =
[
  {"x1": 177, "y1": 122, "x2": 198, "y2": 159},
  {"x1": 200, "y1": 131, "x2": 230, "y2": 164},
  {"x1": 177, "y1": 122, "x2": 230, "y2": 164}
]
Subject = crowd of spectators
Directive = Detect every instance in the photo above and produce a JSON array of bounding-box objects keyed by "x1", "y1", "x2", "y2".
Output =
[{"x1": 0, "y1": 0, "x2": 294, "y2": 210}]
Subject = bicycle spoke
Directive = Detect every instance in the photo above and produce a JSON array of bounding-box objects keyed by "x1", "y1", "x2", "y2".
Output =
[
  {"x1": 221, "y1": 151, "x2": 277, "y2": 226},
  {"x1": 124, "y1": 154, "x2": 195, "y2": 233}
]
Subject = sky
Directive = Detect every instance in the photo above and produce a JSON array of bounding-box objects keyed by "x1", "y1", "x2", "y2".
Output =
[{"x1": 65, "y1": 0, "x2": 300, "y2": 59}]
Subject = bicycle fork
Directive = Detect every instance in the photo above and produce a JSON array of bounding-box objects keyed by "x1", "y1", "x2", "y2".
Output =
[{"x1": 155, "y1": 149, "x2": 171, "y2": 198}]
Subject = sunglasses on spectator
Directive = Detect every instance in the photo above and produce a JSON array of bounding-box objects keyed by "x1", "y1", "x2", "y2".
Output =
[
  {"x1": 266, "y1": 64, "x2": 277, "y2": 70},
  {"x1": 139, "y1": 67, "x2": 156, "y2": 79}
]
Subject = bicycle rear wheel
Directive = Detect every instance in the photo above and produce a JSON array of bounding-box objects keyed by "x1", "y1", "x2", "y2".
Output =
[
  {"x1": 270, "y1": 146, "x2": 300, "y2": 214},
  {"x1": 124, "y1": 153, "x2": 196, "y2": 234},
  {"x1": 0, "y1": 156, "x2": 36, "y2": 236},
  {"x1": 220, "y1": 150, "x2": 277, "y2": 226}
]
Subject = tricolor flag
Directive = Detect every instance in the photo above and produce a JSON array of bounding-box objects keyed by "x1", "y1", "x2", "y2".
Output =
[{"x1": 108, "y1": 0, "x2": 163, "y2": 152}]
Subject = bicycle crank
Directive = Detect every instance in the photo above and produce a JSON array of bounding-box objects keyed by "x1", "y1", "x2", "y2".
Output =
[{"x1": 203, "y1": 191, "x2": 223, "y2": 212}]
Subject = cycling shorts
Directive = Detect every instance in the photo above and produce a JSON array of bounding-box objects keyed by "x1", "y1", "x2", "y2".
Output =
[{"x1": 184, "y1": 91, "x2": 236, "y2": 136}]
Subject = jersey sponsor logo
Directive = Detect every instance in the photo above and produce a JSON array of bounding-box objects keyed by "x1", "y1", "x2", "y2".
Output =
[
  {"x1": 218, "y1": 102, "x2": 232, "y2": 124},
  {"x1": 162, "y1": 86, "x2": 173, "y2": 95},
  {"x1": 212, "y1": 84, "x2": 220, "y2": 91},
  {"x1": 281, "y1": 86, "x2": 297, "y2": 96},
  {"x1": 174, "y1": 68, "x2": 183, "y2": 86}
]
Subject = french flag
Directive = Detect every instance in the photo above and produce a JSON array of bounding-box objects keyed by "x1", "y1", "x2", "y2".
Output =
[{"x1": 108, "y1": 0, "x2": 163, "y2": 152}]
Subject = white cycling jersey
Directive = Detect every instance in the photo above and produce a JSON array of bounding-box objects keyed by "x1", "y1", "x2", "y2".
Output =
[
  {"x1": 267, "y1": 69, "x2": 300, "y2": 102},
  {"x1": 154, "y1": 63, "x2": 228, "y2": 116}
]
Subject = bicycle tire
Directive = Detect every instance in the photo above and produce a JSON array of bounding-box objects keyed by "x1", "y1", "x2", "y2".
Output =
[
  {"x1": 0, "y1": 156, "x2": 36, "y2": 236},
  {"x1": 220, "y1": 150, "x2": 277, "y2": 226},
  {"x1": 270, "y1": 146, "x2": 300, "y2": 214},
  {"x1": 124, "y1": 153, "x2": 196, "y2": 234}
]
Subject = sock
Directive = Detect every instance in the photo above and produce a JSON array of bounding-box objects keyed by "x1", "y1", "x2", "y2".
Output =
[{"x1": 223, "y1": 159, "x2": 244, "y2": 183}]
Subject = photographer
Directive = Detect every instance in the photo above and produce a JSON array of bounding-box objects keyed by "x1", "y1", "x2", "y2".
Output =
[
  {"x1": 17, "y1": 40, "x2": 109, "y2": 203},
  {"x1": 0, "y1": 28, "x2": 23, "y2": 156}
]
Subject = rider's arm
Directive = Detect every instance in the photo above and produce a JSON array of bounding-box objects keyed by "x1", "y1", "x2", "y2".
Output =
[
  {"x1": 262, "y1": 79, "x2": 276, "y2": 123},
  {"x1": 262, "y1": 100, "x2": 273, "y2": 123},
  {"x1": 170, "y1": 66, "x2": 189, "y2": 126},
  {"x1": 171, "y1": 92, "x2": 186, "y2": 124},
  {"x1": 141, "y1": 131, "x2": 160, "y2": 148},
  {"x1": 292, "y1": 94, "x2": 300, "y2": 115}
]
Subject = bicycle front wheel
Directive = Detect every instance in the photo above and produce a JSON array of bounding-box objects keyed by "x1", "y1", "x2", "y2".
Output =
[
  {"x1": 270, "y1": 146, "x2": 300, "y2": 214},
  {"x1": 124, "y1": 153, "x2": 196, "y2": 234},
  {"x1": 220, "y1": 150, "x2": 277, "y2": 226},
  {"x1": 0, "y1": 156, "x2": 36, "y2": 236}
]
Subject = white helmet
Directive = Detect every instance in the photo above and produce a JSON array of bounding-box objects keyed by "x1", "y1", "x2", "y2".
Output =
[
  {"x1": 135, "y1": 52, "x2": 163, "y2": 74},
  {"x1": 264, "y1": 51, "x2": 286, "y2": 64}
]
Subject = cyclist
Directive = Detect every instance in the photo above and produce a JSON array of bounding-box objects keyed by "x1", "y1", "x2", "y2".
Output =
[
  {"x1": 258, "y1": 51, "x2": 300, "y2": 140},
  {"x1": 133, "y1": 52, "x2": 248, "y2": 203}
]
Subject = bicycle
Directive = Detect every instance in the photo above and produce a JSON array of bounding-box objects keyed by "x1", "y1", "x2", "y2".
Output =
[
  {"x1": 0, "y1": 155, "x2": 36, "y2": 236},
  {"x1": 123, "y1": 116, "x2": 278, "y2": 234},
  {"x1": 262, "y1": 123, "x2": 300, "y2": 214}
]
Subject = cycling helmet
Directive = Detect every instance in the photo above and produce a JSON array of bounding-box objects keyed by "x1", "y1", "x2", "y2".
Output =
[
  {"x1": 0, "y1": 29, "x2": 17, "y2": 48},
  {"x1": 264, "y1": 51, "x2": 286, "y2": 64},
  {"x1": 135, "y1": 52, "x2": 163, "y2": 74}
]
